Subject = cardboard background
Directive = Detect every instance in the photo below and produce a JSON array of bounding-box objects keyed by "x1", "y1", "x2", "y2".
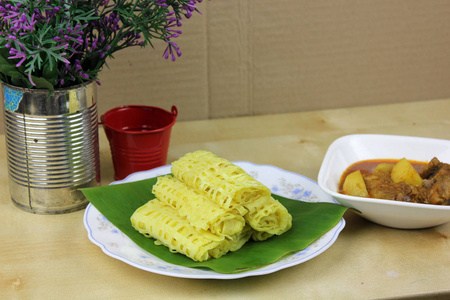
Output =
[
  {"x1": 2, "y1": 0, "x2": 450, "y2": 133},
  {"x1": 97, "y1": 0, "x2": 450, "y2": 121}
]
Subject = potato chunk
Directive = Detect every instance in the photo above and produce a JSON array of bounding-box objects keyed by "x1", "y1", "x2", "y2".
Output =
[
  {"x1": 343, "y1": 170, "x2": 369, "y2": 197},
  {"x1": 391, "y1": 158, "x2": 423, "y2": 186},
  {"x1": 374, "y1": 163, "x2": 394, "y2": 174}
]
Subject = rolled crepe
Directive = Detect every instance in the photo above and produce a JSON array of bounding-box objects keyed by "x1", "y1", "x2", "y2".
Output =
[
  {"x1": 133, "y1": 150, "x2": 293, "y2": 261},
  {"x1": 251, "y1": 230, "x2": 274, "y2": 242},
  {"x1": 152, "y1": 175, "x2": 245, "y2": 239},
  {"x1": 131, "y1": 199, "x2": 249, "y2": 262},
  {"x1": 244, "y1": 195, "x2": 292, "y2": 236},
  {"x1": 227, "y1": 224, "x2": 253, "y2": 251},
  {"x1": 171, "y1": 150, "x2": 271, "y2": 213}
]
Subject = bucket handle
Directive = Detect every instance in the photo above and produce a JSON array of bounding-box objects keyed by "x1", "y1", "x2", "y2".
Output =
[{"x1": 171, "y1": 105, "x2": 178, "y2": 118}]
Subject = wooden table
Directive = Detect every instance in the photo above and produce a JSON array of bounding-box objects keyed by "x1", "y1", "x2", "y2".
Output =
[{"x1": 1, "y1": 99, "x2": 449, "y2": 299}]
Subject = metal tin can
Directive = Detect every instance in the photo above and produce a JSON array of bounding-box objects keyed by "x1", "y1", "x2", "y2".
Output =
[{"x1": 1, "y1": 81, "x2": 100, "y2": 214}]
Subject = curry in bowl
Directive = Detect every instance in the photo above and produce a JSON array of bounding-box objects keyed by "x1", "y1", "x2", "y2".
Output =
[{"x1": 339, "y1": 157, "x2": 450, "y2": 205}]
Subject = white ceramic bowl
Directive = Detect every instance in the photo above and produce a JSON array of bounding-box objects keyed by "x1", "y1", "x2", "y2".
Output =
[{"x1": 318, "y1": 134, "x2": 450, "y2": 229}]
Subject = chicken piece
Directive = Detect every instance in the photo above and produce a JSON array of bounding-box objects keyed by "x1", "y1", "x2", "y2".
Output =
[
  {"x1": 421, "y1": 157, "x2": 450, "y2": 205},
  {"x1": 363, "y1": 172, "x2": 418, "y2": 202}
]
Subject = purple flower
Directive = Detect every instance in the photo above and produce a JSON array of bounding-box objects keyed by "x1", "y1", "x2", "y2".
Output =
[
  {"x1": 8, "y1": 47, "x2": 26, "y2": 67},
  {"x1": 28, "y1": 71, "x2": 35, "y2": 86},
  {"x1": 163, "y1": 41, "x2": 182, "y2": 61},
  {"x1": 156, "y1": 0, "x2": 169, "y2": 7}
]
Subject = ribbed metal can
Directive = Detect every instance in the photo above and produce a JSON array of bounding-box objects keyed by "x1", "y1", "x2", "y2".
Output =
[{"x1": 1, "y1": 81, "x2": 100, "y2": 214}]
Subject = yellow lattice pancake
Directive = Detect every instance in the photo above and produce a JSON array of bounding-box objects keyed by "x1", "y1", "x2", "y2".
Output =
[
  {"x1": 244, "y1": 195, "x2": 292, "y2": 238},
  {"x1": 153, "y1": 175, "x2": 245, "y2": 239},
  {"x1": 171, "y1": 150, "x2": 271, "y2": 212},
  {"x1": 131, "y1": 150, "x2": 293, "y2": 261},
  {"x1": 131, "y1": 199, "x2": 250, "y2": 262}
]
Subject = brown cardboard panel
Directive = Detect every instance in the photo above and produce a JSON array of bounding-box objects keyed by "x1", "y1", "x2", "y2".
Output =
[
  {"x1": 207, "y1": 1, "x2": 254, "y2": 119},
  {"x1": 249, "y1": 0, "x2": 450, "y2": 115}
]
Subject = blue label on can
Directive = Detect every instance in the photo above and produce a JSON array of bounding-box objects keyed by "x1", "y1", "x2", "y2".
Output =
[{"x1": 4, "y1": 86, "x2": 23, "y2": 112}]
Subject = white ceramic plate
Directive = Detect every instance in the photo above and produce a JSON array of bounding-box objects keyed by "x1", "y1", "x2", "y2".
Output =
[
  {"x1": 84, "y1": 162, "x2": 345, "y2": 279},
  {"x1": 318, "y1": 134, "x2": 450, "y2": 229}
]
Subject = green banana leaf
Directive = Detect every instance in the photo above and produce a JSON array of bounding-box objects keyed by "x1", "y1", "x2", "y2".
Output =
[{"x1": 81, "y1": 176, "x2": 347, "y2": 274}]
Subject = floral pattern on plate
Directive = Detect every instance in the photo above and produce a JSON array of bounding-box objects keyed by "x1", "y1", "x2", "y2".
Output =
[{"x1": 84, "y1": 162, "x2": 345, "y2": 279}]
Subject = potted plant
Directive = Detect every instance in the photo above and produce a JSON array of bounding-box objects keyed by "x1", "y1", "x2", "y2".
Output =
[{"x1": 0, "y1": 0, "x2": 204, "y2": 214}]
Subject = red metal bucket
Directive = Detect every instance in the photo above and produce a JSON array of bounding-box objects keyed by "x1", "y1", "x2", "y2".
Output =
[{"x1": 101, "y1": 105, "x2": 177, "y2": 180}]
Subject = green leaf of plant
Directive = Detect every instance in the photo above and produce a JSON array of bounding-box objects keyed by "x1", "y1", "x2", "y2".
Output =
[
  {"x1": 10, "y1": 77, "x2": 24, "y2": 87},
  {"x1": 31, "y1": 76, "x2": 54, "y2": 95},
  {"x1": 81, "y1": 176, "x2": 347, "y2": 274},
  {"x1": 42, "y1": 58, "x2": 58, "y2": 85},
  {"x1": 0, "y1": 46, "x2": 11, "y2": 61},
  {"x1": 3, "y1": 72, "x2": 28, "y2": 85},
  {"x1": 0, "y1": 55, "x2": 26, "y2": 79}
]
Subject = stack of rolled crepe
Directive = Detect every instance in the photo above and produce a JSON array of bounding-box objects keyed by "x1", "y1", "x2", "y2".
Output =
[{"x1": 131, "y1": 150, "x2": 292, "y2": 262}]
